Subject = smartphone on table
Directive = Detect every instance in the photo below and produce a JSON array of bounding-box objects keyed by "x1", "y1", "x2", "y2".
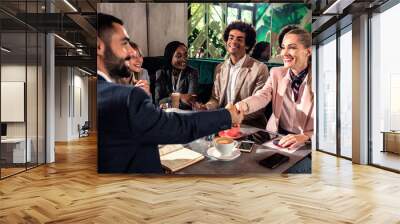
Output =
[
  {"x1": 245, "y1": 130, "x2": 278, "y2": 144},
  {"x1": 258, "y1": 153, "x2": 290, "y2": 169},
  {"x1": 238, "y1": 141, "x2": 255, "y2": 153}
]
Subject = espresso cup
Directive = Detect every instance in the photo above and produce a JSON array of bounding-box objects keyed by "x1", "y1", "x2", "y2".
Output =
[
  {"x1": 171, "y1": 92, "x2": 180, "y2": 108},
  {"x1": 213, "y1": 137, "x2": 237, "y2": 156}
]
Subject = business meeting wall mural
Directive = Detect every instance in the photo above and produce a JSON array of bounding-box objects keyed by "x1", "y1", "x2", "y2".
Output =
[{"x1": 97, "y1": 2, "x2": 313, "y2": 175}]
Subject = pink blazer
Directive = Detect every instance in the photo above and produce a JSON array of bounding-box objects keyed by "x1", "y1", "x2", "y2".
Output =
[{"x1": 242, "y1": 66, "x2": 314, "y2": 138}]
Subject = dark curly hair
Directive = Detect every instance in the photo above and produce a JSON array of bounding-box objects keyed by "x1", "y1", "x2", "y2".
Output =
[{"x1": 223, "y1": 21, "x2": 256, "y2": 54}]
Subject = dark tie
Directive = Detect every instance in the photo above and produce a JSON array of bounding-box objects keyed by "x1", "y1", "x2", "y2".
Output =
[{"x1": 290, "y1": 68, "x2": 308, "y2": 102}]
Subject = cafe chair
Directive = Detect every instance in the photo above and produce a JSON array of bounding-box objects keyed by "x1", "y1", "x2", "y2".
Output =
[{"x1": 78, "y1": 121, "x2": 90, "y2": 138}]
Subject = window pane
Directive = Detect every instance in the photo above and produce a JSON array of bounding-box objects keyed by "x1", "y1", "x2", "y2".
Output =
[
  {"x1": 27, "y1": 31, "x2": 38, "y2": 169},
  {"x1": 1, "y1": 31, "x2": 28, "y2": 177},
  {"x1": 210, "y1": 5, "x2": 223, "y2": 23},
  {"x1": 371, "y1": 3, "x2": 400, "y2": 171},
  {"x1": 317, "y1": 36, "x2": 337, "y2": 154},
  {"x1": 188, "y1": 3, "x2": 206, "y2": 58},
  {"x1": 227, "y1": 7, "x2": 238, "y2": 24},
  {"x1": 190, "y1": 4, "x2": 205, "y2": 31},
  {"x1": 38, "y1": 33, "x2": 46, "y2": 165},
  {"x1": 240, "y1": 3, "x2": 255, "y2": 7},
  {"x1": 339, "y1": 28, "x2": 352, "y2": 158},
  {"x1": 208, "y1": 5, "x2": 225, "y2": 58},
  {"x1": 241, "y1": 10, "x2": 252, "y2": 24}
]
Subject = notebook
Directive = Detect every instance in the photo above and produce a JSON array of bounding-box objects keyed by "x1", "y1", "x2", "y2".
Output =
[{"x1": 159, "y1": 144, "x2": 204, "y2": 173}]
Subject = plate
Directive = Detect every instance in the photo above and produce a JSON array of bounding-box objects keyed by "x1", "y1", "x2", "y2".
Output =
[
  {"x1": 207, "y1": 147, "x2": 241, "y2": 161},
  {"x1": 218, "y1": 130, "x2": 245, "y2": 139}
]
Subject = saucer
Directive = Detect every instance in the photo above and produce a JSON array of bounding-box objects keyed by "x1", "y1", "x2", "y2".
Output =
[{"x1": 207, "y1": 147, "x2": 241, "y2": 161}]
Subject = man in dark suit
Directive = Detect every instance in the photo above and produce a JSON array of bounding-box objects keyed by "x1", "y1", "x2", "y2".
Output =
[{"x1": 97, "y1": 13, "x2": 243, "y2": 173}]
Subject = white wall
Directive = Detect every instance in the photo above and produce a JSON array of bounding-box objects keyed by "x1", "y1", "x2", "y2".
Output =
[
  {"x1": 97, "y1": 3, "x2": 187, "y2": 57},
  {"x1": 1, "y1": 64, "x2": 45, "y2": 163},
  {"x1": 72, "y1": 73, "x2": 89, "y2": 138},
  {"x1": 54, "y1": 67, "x2": 89, "y2": 141},
  {"x1": 1, "y1": 65, "x2": 30, "y2": 138},
  {"x1": 97, "y1": 3, "x2": 148, "y2": 56},
  {"x1": 55, "y1": 66, "x2": 69, "y2": 141},
  {"x1": 1, "y1": 65, "x2": 26, "y2": 82},
  {"x1": 148, "y1": 3, "x2": 188, "y2": 56}
]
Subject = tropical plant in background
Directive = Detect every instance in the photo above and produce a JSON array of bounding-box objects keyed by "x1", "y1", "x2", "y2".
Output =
[
  {"x1": 188, "y1": 3, "x2": 311, "y2": 59},
  {"x1": 256, "y1": 3, "x2": 311, "y2": 57},
  {"x1": 188, "y1": 3, "x2": 227, "y2": 59}
]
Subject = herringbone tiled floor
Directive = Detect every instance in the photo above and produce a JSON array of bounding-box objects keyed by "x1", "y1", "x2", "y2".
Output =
[{"x1": 1, "y1": 135, "x2": 399, "y2": 223}]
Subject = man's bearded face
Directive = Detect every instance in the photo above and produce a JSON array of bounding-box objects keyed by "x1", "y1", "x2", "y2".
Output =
[{"x1": 104, "y1": 42, "x2": 131, "y2": 78}]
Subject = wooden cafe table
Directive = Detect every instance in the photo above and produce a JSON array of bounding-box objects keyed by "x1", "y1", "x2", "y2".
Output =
[{"x1": 176, "y1": 124, "x2": 312, "y2": 175}]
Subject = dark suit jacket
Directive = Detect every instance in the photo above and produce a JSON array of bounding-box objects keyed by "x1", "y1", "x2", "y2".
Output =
[{"x1": 97, "y1": 75, "x2": 231, "y2": 173}]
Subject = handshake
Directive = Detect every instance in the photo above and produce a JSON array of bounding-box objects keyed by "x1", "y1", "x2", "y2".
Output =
[
  {"x1": 193, "y1": 101, "x2": 249, "y2": 126},
  {"x1": 225, "y1": 102, "x2": 247, "y2": 126}
]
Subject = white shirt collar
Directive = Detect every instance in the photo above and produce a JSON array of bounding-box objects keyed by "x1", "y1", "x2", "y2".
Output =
[
  {"x1": 229, "y1": 54, "x2": 247, "y2": 68},
  {"x1": 226, "y1": 55, "x2": 247, "y2": 104},
  {"x1": 97, "y1": 70, "x2": 113, "y2": 83}
]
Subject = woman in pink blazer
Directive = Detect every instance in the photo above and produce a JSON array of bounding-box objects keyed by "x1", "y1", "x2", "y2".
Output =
[{"x1": 236, "y1": 28, "x2": 313, "y2": 148}]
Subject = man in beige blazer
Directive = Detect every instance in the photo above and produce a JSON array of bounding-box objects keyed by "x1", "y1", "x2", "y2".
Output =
[{"x1": 195, "y1": 21, "x2": 269, "y2": 129}]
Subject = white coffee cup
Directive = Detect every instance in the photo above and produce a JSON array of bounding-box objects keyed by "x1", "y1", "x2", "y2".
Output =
[{"x1": 213, "y1": 137, "x2": 237, "y2": 156}]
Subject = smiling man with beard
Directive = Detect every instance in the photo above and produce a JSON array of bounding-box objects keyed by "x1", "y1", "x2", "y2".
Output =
[{"x1": 96, "y1": 13, "x2": 244, "y2": 173}]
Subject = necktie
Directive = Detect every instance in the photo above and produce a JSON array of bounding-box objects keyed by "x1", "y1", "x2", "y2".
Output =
[{"x1": 290, "y1": 68, "x2": 308, "y2": 102}]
